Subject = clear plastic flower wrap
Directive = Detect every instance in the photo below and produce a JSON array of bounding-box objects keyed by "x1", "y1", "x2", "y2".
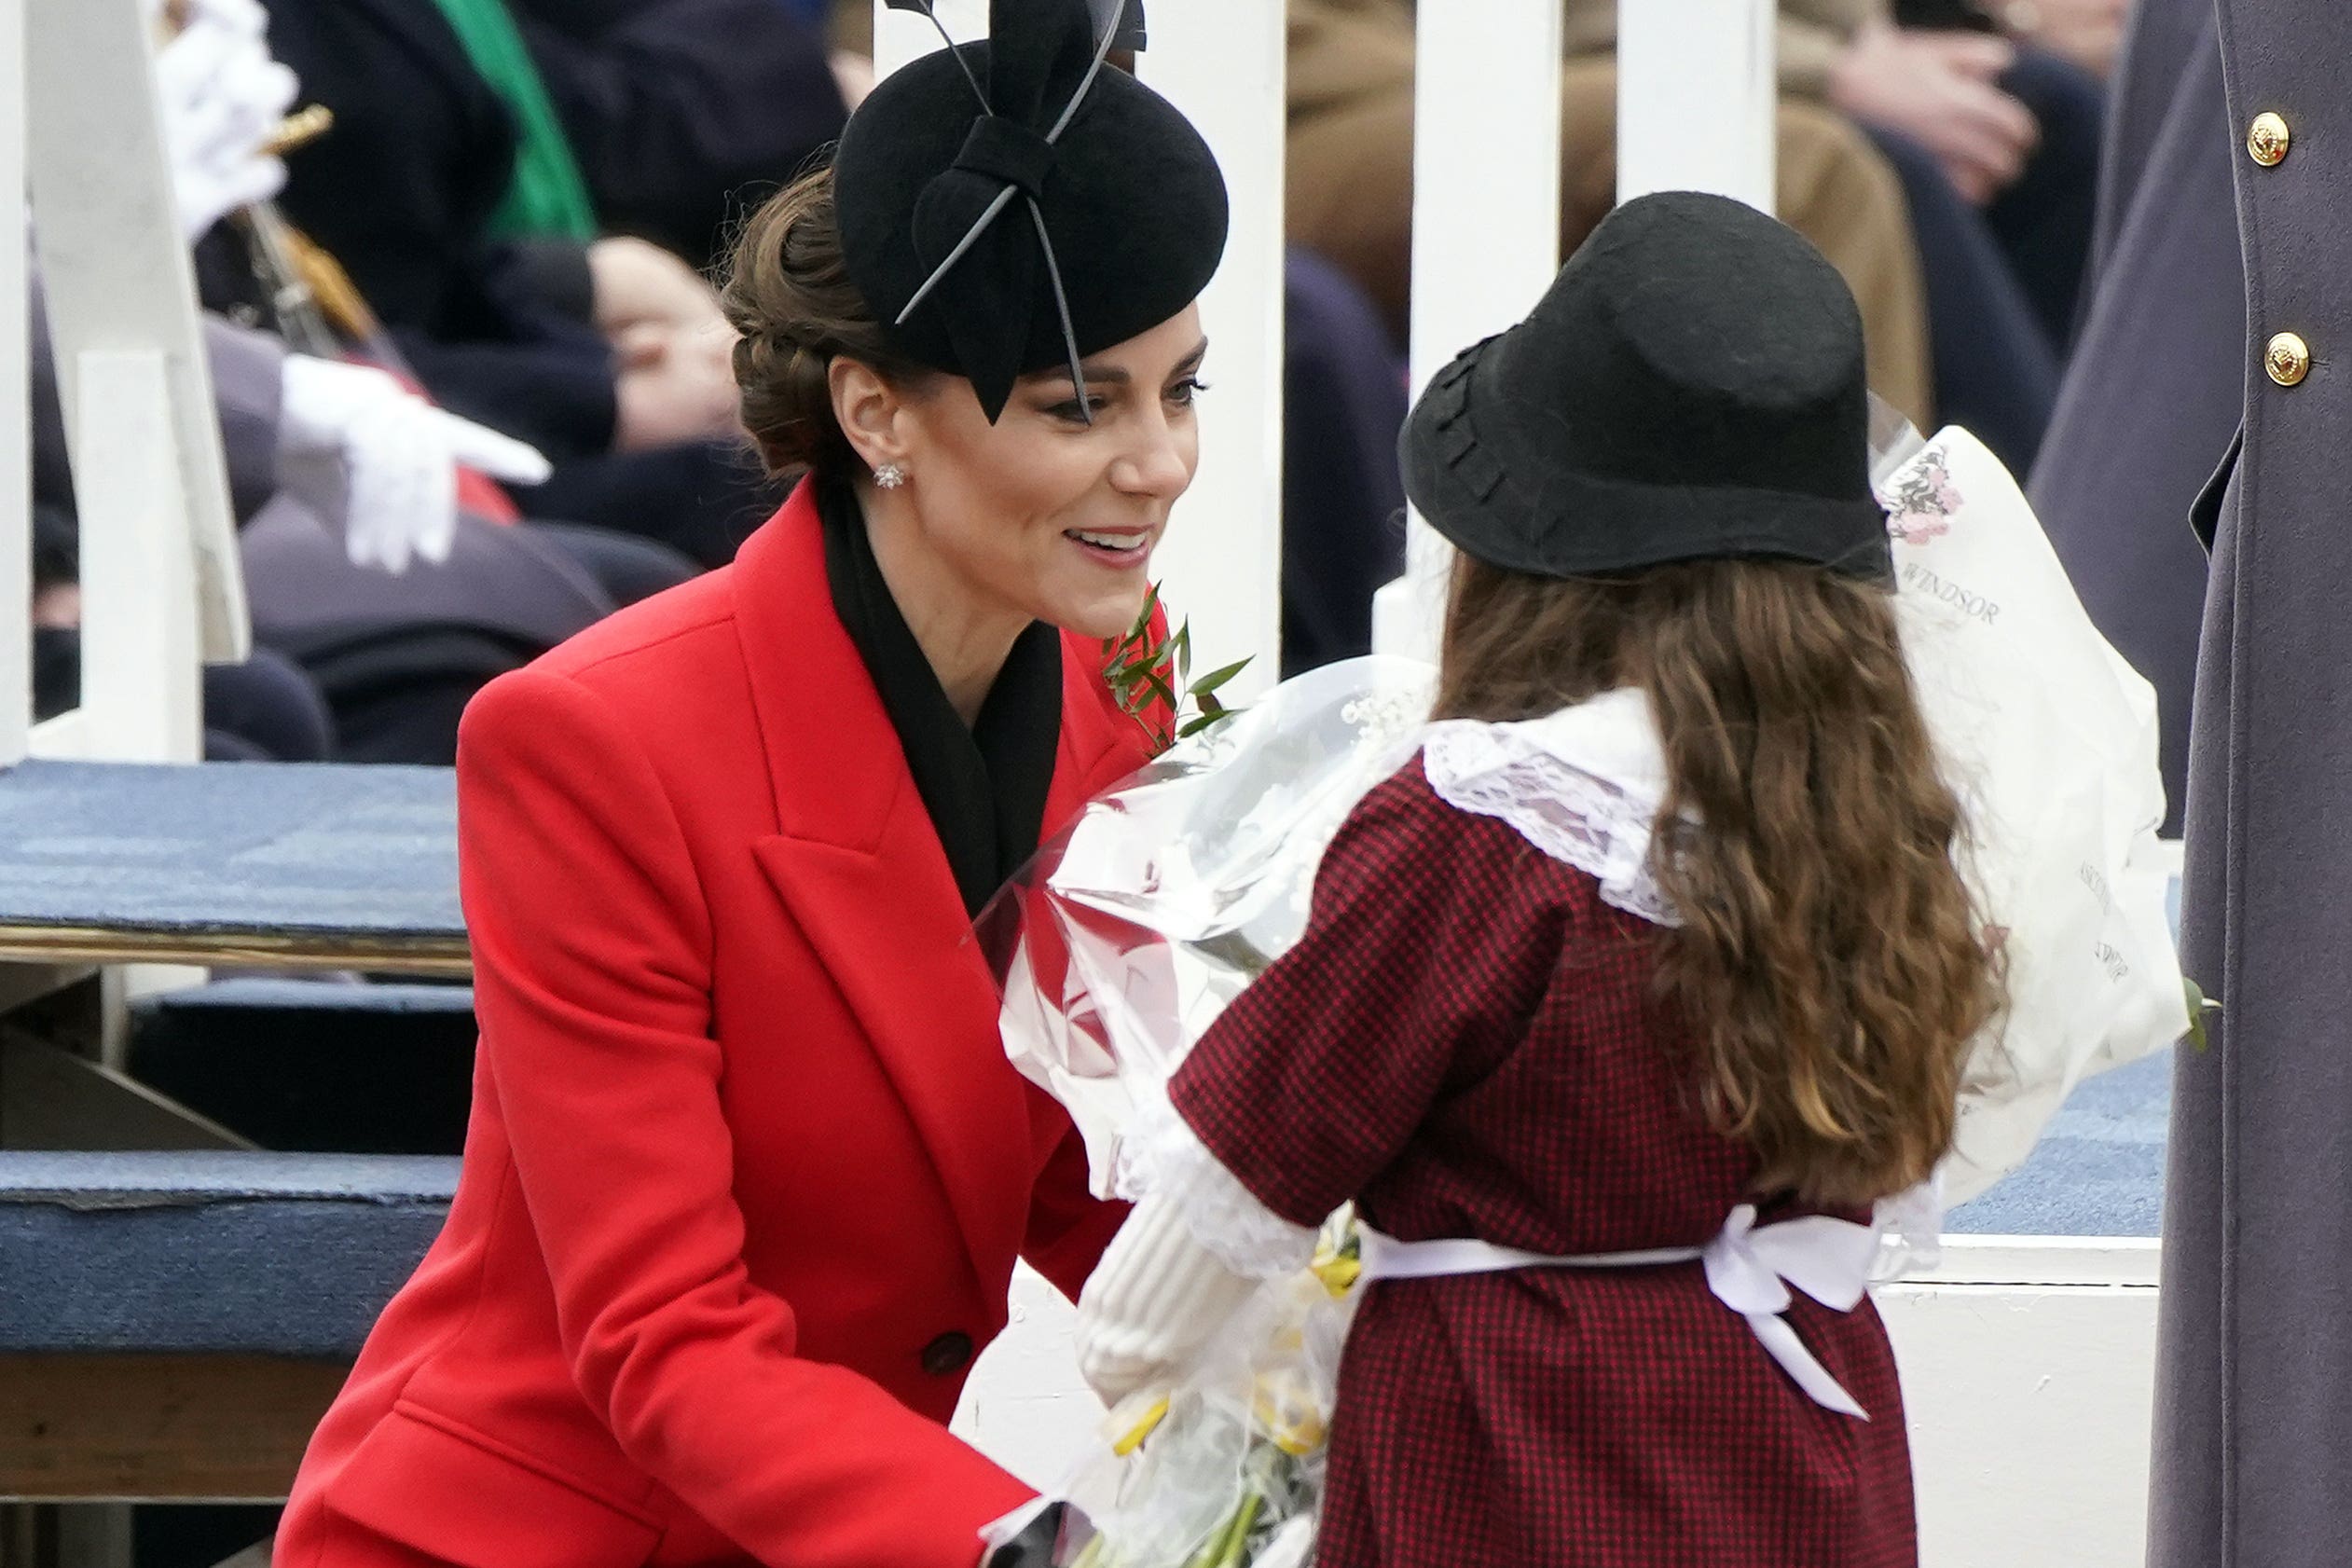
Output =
[
  {"x1": 982, "y1": 653, "x2": 1439, "y2": 1200},
  {"x1": 973, "y1": 656, "x2": 1431, "y2": 1568},
  {"x1": 1869, "y1": 413, "x2": 2187, "y2": 1206}
]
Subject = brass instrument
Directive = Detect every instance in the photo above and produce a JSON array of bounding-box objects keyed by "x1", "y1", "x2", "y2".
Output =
[
  {"x1": 260, "y1": 103, "x2": 334, "y2": 160},
  {"x1": 158, "y1": 2, "x2": 381, "y2": 361},
  {"x1": 229, "y1": 107, "x2": 345, "y2": 359}
]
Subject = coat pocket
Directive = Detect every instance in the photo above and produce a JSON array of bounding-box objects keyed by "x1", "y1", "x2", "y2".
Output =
[
  {"x1": 323, "y1": 1403, "x2": 662, "y2": 1568},
  {"x1": 2189, "y1": 423, "x2": 2244, "y2": 554}
]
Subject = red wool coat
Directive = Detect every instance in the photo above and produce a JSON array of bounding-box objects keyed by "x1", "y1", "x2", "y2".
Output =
[
  {"x1": 277, "y1": 480, "x2": 1155, "y2": 1568},
  {"x1": 1171, "y1": 761, "x2": 1918, "y2": 1568}
]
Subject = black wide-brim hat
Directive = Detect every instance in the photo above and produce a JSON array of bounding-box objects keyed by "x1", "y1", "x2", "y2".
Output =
[
  {"x1": 1403, "y1": 191, "x2": 1892, "y2": 582},
  {"x1": 834, "y1": 0, "x2": 1229, "y2": 422}
]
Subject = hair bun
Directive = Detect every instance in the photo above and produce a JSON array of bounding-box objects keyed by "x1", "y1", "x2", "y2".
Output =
[{"x1": 719, "y1": 163, "x2": 933, "y2": 480}]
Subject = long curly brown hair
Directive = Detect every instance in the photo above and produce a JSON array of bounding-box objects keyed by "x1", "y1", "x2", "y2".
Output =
[{"x1": 1435, "y1": 554, "x2": 2002, "y2": 1208}]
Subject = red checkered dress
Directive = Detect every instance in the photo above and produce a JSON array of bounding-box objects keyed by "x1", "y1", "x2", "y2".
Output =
[{"x1": 1168, "y1": 758, "x2": 1916, "y2": 1568}]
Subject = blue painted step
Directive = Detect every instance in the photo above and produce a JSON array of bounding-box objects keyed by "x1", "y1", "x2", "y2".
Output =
[{"x1": 0, "y1": 1150, "x2": 456, "y2": 1356}]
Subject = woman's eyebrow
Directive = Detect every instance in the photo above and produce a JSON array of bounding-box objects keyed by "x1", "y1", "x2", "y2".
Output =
[{"x1": 1038, "y1": 337, "x2": 1212, "y2": 391}]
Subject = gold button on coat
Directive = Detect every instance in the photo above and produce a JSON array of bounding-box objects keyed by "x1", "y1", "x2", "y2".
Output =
[
  {"x1": 2266, "y1": 332, "x2": 2312, "y2": 387},
  {"x1": 2249, "y1": 112, "x2": 2291, "y2": 167}
]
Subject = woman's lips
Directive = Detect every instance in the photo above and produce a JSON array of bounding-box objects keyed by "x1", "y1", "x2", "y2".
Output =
[{"x1": 1066, "y1": 527, "x2": 1153, "y2": 568}]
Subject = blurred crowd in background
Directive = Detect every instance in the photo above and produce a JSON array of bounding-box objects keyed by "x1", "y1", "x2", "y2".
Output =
[{"x1": 27, "y1": 0, "x2": 2139, "y2": 773}]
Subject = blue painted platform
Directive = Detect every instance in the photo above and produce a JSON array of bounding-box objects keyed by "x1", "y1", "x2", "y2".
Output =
[
  {"x1": 1946, "y1": 870, "x2": 2182, "y2": 1239},
  {"x1": 1949, "y1": 1047, "x2": 2171, "y2": 1238},
  {"x1": 0, "y1": 760, "x2": 463, "y2": 970}
]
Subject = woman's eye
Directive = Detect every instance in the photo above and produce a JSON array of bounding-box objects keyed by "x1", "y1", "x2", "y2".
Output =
[
  {"x1": 1048, "y1": 396, "x2": 1110, "y2": 422},
  {"x1": 1167, "y1": 378, "x2": 1210, "y2": 406}
]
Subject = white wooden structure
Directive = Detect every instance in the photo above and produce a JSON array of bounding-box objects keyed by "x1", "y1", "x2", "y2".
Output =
[
  {"x1": 1372, "y1": 0, "x2": 1781, "y2": 660},
  {"x1": 2, "y1": 0, "x2": 30, "y2": 768},
  {"x1": 1370, "y1": 0, "x2": 1566, "y2": 661},
  {"x1": 3, "y1": 0, "x2": 248, "y2": 769},
  {"x1": 1134, "y1": 7, "x2": 1286, "y2": 699}
]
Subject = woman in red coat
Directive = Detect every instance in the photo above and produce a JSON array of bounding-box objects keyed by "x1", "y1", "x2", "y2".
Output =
[
  {"x1": 1076, "y1": 194, "x2": 2006, "y2": 1567},
  {"x1": 275, "y1": 5, "x2": 1231, "y2": 1565}
]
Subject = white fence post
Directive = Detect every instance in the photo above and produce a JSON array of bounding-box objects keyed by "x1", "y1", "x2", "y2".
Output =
[
  {"x1": 26, "y1": 0, "x2": 249, "y2": 763},
  {"x1": 1372, "y1": 0, "x2": 1778, "y2": 662},
  {"x1": 1370, "y1": 0, "x2": 1564, "y2": 663},
  {"x1": 1618, "y1": 0, "x2": 1778, "y2": 211},
  {"x1": 70, "y1": 352, "x2": 204, "y2": 762},
  {"x1": 2, "y1": 0, "x2": 30, "y2": 768},
  {"x1": 1135, "y1": 3, "x2": 1286, "y2": 695}
]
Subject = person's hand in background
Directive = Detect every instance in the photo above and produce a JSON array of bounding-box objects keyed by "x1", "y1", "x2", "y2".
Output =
[
  {"x1": 277, "y1": 356, "x2": 553, "y2": 573},
  {"x1": 153, "y1": 0, "x2": 300, "y2": 239},
  {"x1": 1993, "y1": 0, "x2": 2131, "y2": 80},
  {"x1": 611, "y1": 320, "x2": 743, "y2": 453},
  {"x1": 1828, "y1": 20, "x2": 2041, "y2": 205},
  {"x1": 588, "y1": 236, "x2": 726, "y2": 339},
  {"x1": 831, "y1": 49, "x2": 877, "y2": 109}
]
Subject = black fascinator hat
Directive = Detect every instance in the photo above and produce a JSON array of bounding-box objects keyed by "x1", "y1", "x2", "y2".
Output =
[
  {"x1": 835, "y1": 0, "x2": 1230, "y2": 421},
  {"x1": 1402, "y1": 191, "x2": 1892, "y2": 582}
]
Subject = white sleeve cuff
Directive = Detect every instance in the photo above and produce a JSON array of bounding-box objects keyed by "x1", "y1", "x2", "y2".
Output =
[{"x1": 1114, "y1": 1085, "x2": 1319, "y2": 1280}]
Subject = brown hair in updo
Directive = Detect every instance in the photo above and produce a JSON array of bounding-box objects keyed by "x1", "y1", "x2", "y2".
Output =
[{"x1": 719, "y1": 162, "x2": 938, "y2": 481}]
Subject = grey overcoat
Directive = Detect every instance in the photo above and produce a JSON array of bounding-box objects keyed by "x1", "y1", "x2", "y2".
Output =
[{"x1": 2153, "y1": 3, "x2": 2352, "y2": 1564}]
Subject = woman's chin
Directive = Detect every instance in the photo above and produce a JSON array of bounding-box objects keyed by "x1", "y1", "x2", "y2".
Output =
[{"x1": 1044, "y1": 585, "x2": 1157, "y2": 643}]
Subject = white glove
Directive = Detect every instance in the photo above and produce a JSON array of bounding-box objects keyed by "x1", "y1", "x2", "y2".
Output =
[
  {"x1": 1074, "y1": 1195, "x2": 1261, "y2": 1406},
  {"x1": 153, "y1": 0, "x2": 299, "y2": 240},
  {"x1": 276, "y1": 356, "x2": 554, "y2": 575}
]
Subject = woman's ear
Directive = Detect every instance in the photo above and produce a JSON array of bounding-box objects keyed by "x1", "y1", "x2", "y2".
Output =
[{"x1": 830, "y1": 356, "x2": 910, "y2": 475}]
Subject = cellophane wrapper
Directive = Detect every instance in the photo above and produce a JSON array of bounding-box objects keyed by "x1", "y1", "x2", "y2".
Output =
[
  {"x1": 975, "y1": 655, "x2": 1435, "y2": 1568},
  {"x1": 983, "y1": 653, "x2": 1438, "y2": 1201}
]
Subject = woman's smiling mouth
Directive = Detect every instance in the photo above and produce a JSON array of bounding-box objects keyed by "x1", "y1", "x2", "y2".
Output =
[{"x1": 1066, "y1": 527, "x2": 1154, "y2": 567}]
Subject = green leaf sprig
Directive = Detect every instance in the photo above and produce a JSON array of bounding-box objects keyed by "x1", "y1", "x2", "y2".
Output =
[
  {"x1": 1102, "y1": 584, "x2": 1252, "y2": 754},
  {"x1": 2185, "y1": 977, "x2": 2221, "y2": 1052}
]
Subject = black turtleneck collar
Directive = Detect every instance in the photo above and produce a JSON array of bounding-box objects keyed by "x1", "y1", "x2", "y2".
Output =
[{"x1": 817, "y1": 475, "x2": 1064, "y2": 917}]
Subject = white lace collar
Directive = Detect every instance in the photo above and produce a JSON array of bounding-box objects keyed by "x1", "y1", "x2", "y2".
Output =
[{"x1": 1421, "y1": 689, "x2": 1682, "y2": 928}]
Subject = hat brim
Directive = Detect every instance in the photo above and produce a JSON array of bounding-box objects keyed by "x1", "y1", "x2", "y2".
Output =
[{"x1": 1401, "y1": 335, "x2": 1895, "y2": 584}]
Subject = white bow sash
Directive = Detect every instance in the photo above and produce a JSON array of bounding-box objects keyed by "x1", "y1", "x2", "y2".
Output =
[{"x1": 1356, "y1": 1203, "x2": 1880, "y2": 1419}]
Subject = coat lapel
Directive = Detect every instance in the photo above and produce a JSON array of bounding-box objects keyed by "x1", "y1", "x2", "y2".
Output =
[{"x1": 736, "y1": 484, "x2": 1141, "y2": 1285}]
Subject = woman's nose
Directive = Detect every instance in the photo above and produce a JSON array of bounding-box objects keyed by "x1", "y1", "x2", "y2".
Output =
[{"x1": 1112, "y1": 419, "x2": 1194, "y2": 501}]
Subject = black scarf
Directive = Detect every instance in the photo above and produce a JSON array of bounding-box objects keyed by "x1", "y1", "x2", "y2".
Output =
[{"x1": 818, "y1": 477, "x2": 1064, "y2": 917}]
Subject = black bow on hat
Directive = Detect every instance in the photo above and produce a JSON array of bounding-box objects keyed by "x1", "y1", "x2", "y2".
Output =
[{"x1": 839, "y1": 0, "x2": 1228, "y2": 421}]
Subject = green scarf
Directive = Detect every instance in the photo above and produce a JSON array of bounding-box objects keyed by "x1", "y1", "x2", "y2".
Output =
[{"x1": 426, "y1": 0, "x2": 599, "y2": 241}]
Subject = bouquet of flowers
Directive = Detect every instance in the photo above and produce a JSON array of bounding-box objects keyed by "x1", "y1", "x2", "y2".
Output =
[
  {"x1": 981, "y1": 1221, "x2": 1364, "y2": 1568},
  {"x1": 1870, "y1": 412, "x2": 2188, "y2": 1205}
]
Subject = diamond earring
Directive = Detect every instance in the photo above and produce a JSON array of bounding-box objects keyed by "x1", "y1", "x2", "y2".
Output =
[{"x1": 873, "y1": 462, "x2": 908, "y2": 490}]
